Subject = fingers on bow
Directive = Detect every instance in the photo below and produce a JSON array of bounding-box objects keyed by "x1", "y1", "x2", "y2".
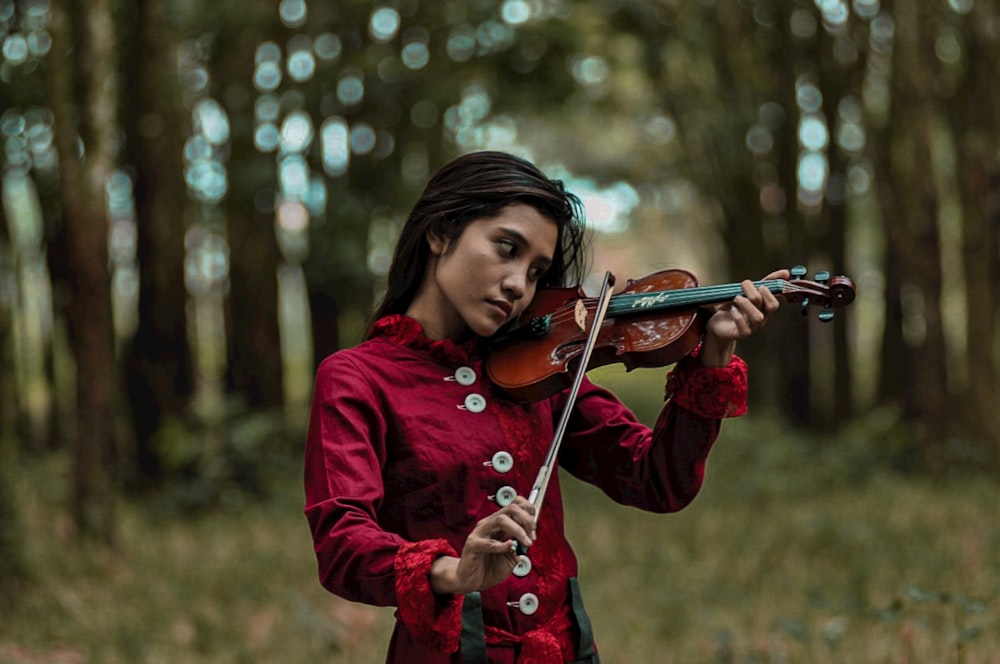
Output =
[{"x1": 473, "y1": 497, "x2": 536, "y2": 553}]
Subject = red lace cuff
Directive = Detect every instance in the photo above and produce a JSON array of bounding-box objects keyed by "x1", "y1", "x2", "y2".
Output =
[
  {"x1": 394, "y1": 539, "x2": 463, "y2": 653},
  {"x1": 665, "y1": 344, "x2": 748, "y2": 419}
]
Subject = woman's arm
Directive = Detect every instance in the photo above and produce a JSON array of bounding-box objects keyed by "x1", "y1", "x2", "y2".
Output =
[
  {"x1": 556, "y1": 347, "x2": 747, "y2": 512},
  {"x1": 303, "y1": 354, "x2": 464, "y2": 652}
]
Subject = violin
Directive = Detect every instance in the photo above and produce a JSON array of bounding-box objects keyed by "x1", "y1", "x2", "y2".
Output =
[{"x1": 486, "y1": 265, "x2": 856, "y2": 403}]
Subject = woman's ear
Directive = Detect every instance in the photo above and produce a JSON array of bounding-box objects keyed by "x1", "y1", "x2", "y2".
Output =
[{"x1": 427, "y1": 229, "x2": 448, "y2": 256}]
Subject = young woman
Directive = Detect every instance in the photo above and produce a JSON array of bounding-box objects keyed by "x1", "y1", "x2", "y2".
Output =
[{"x1": 304, "y1": 151, "x2": 787, "y2": 663}]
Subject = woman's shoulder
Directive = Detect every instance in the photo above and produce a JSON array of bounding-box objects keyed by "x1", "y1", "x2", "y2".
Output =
[
  {"x1": 311, "y1": 338, "x2": 404, "y2": 406},
  {"x1": 317, "y1": 336, "x2": 400, "y2": 373}
]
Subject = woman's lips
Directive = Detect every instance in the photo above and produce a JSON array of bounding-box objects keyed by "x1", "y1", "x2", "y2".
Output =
[{"x1": 488, "y1": 299, "x2": 513, "y2": 319}]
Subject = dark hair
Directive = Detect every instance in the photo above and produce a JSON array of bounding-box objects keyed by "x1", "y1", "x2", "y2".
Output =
[{"x1": 370, "y1": 151, "x2": 588, "y2": 329}]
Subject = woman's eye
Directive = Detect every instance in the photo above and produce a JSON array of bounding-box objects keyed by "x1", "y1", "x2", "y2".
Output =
[
  {"x1": 497, "y1": 239, "x2": 516, "y2": 256},
  {"x1": 529, "y1": 266, "x2": 547, "y2": 282}
]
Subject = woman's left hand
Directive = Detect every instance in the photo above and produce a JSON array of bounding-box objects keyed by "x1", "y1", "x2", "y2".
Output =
[{"x1": 699, "y1": 269, "x2": 789, "y2": 367}]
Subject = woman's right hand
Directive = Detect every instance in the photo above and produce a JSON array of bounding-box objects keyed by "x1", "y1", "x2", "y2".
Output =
[{"x1": 429, "y1": 496, "x2": 536, "y2": 595}]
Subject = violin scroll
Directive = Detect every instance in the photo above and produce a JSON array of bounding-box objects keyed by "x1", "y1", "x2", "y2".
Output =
[{"x1": 782, "y1": 265, "x2": 856, "y2": 322}]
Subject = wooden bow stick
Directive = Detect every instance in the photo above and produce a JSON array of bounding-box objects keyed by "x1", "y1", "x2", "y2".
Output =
[{"x1": 516, "y1": 271, "x2": 616, "y2": 555}]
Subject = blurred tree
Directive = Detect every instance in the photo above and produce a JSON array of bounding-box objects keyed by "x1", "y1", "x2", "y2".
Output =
[
  {"x1": 120, "y1": 0, "x2": 196, "y2": 485},
  {"x1": 869, "y1": 9, "x2": 908, "y2": 412},
  {"x1": 813, "y1": 8, "x2": 862, "y2": 423},
  {"x1": 204, "y1": 0, "x2": 285, "y2": 409},
  {"x1": 48, "y1": 0, "x2": 119, "y2": 542},
  {"x1": 587, "y1": 1, "x2": 819, "y2": 421},
  {"x1": 0, "y1": 202, "x2": 27, "y2": 594},
  {"x1": 0, "y1": 31, "x2": 60, "y2": 452},
  {"x1": 712, "y1": 1, "x2": 814, "y2": 423},
  {"x1": 294, "y1": 0, "x2": 588, "y2": 361},
  {"x1": 3, "y1": 0, "x2": 998, "y2": 506},
  {"x1": 767, "y1": 2, "x2": 817, "y2": 427},
  {"x1": 885, "y1": 0, "x2": 949, "y2": 464},
  {"x1": 0, "y1": 209, "x2": 10, "y2": 438},
  {"x1": 954, "y1": 0, "x2": 1000, "y2": 465}
]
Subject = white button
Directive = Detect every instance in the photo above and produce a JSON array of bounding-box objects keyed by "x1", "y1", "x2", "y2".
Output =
[
  {"x1": 461, "y1": 393, "x2": 487, "y2": 413},
  {"x1": 486, "y1": 451, "x2": 514, "y2": 473},
  {"x1": 492, "y1": 485, "x2": 517, "y2": 506},
  {"x1": 454, "y1": 366, "x2": 477, "y2": 386},
  {"x1": 509, "y1": 592, "x2": 539, "y2": 616},
  {"x1": 512, "y1": 555, "x2": 532, "y2": 577}
]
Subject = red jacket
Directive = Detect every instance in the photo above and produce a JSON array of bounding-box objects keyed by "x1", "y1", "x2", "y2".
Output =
[{"x1": 304, "y1": 314, "x2": 747, "y2": 663}]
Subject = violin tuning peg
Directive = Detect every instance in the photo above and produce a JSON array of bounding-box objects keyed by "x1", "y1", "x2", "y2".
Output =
[
  {"x1": 814, "y1": 270, "x2": 830, "y2": 284},
  {"x1": 530, "y1": 317, "x2": 549, "y2": 336},
  {"x1": 818, "y1": 310, "x2": 835, "y2": 323},
  {"x1": 800, "y1": 299, "x2": 810, "y2": 316},
  {"x1": 790, "y1": 265, "x2": 807, "y2": 278}
]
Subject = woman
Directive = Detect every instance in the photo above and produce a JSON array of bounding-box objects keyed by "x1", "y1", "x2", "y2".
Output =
[{"x1": 304, "y1": 151, "x2": 786, "y2": 663}]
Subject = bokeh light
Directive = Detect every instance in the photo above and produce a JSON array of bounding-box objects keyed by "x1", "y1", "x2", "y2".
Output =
[
  {"x1": 369, "y1": 7, "x2": 401, "y2": 43},
  {"x1": 279, "y1": 0, "x2": 307, "y2": 29},
  {"x1": 447, "y1": 25, "x2": 476, "y2": 62},
  {"x1": 337, "y1": 71, "x2": 365, "y2": 106},
  {"x1": 798, "y1": 114, "x2": 829, "y2": 151},
  {"x1": 501, "y1": 0, "x2": 532, "y2": 26},
  {"x1": 280, "y1": 111, "x2": 314, "y2": 154},
  {"x1": 321, "y1": 116, "x2": 350, "y2": 176},
  {"x1": 314, "y1": 33, "x2": 342, "y2": 61},
  {"x1": 287, "y1": 35, "x2": 316, "y2": 83}
]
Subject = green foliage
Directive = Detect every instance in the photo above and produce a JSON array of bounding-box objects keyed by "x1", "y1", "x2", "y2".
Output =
[
  {"x1": 148, "y1": 403, "x2": 303, "y2": 514},
  {"x1": 877, "y1": 584, "x2": 997, "y2": 653},
  {"x1": 3, "y1": 419, "x2": 999, "y2": 662},
  {"x1": 593, "y1": 362, "x2": 998, "y2": 477},
  {"x1": 0, "y1": 457, "x2": 29, "y2": 605},
  {"x1": 1, "y1": 453, "x2": 360, "y2": 663},
  {"x1": 562, "y1": 419, "x2": 1000, "y2": 662}
]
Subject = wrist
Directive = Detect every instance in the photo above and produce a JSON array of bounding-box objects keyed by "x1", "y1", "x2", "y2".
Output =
[
  {"x1": 429, "y1": 555, "x2": 464, "y2": 595},
  {"x1": 699, "y1": 337, "x2": 736, "y2": 367}
]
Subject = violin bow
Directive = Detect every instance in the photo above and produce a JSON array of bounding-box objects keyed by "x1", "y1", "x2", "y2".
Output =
[{"x1": 518, "y1": 271, "x2": 616, "y2": 554}]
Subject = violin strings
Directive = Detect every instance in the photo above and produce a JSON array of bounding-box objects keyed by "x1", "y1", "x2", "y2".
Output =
[
  {"x1": 535, "y1": 276, "x2": 841, "y2": 333},
  {"x1": 540, "y1": 279, "x2": 791, "y2": 326}
]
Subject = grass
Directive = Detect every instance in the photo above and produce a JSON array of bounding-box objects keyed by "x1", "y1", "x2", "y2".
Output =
[
  {"x1": 2, "y1": 370, "x2": 998, "y2": 663},
  {"x1": 564, "y1": 450, "x2": 999, "y2": 663}
]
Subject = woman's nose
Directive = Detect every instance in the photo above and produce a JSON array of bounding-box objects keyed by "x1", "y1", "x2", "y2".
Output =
[{"x1": 502, "y1": 271, "x2": 526, "y2": 299}]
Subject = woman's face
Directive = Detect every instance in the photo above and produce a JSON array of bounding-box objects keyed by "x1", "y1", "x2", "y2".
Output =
[{"x1": 407, "y1": 203, "x2": 559, "y2": 340}]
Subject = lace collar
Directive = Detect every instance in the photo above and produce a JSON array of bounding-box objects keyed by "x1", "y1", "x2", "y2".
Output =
[{"x1": 368, "y1": 314, "x2": 481, "y2": 366}]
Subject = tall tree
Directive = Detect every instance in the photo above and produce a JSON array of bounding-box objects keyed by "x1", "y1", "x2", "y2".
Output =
[
  {"x1": 0, "y1": 205, "x2": 27, "y2": 592},
  {"x1": 610, "y1": 2, "x2": 810, "y2": 418},
  {"x1": 869, "y1": 10, "x2": 909, "y2": 413},
  {"x1": 814, "y1": 13, "x2": 863, "y2": 423},
  {"x1": 206, "y1": 0, "x2": 285, "y2": 409},
  {"x1": 121, "y1": 0, "x2": 195, "y2": 484},
  {"x1": 48, "y1": 0, "x2": 119, "y2": 542},
  {"x1": 887, "y1": 0, "x2": 950, "y2": 465},
  {"x1": 954, "y1": 0, "x2": 1000, "y2": 466}
]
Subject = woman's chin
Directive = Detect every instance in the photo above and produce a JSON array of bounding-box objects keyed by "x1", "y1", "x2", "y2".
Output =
[{"x1": 467, "y1": 316, "x2": 504, "y2": 338}]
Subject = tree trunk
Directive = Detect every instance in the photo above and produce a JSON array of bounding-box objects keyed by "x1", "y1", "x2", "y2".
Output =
[
  {"x1": 871, "y1": 38, "x2": 908, "y2": 409},
  {"x1": 0, "y1": 207, "x2": 27, "y2": 594},
  {"x1": 815, "y1": 22, "x2": 858, "y2": 425},
  {"x1": 49, "y1": 0, "x2": 119, "y2": 543},
  {"x1": 121, "y1": 0, "x2": 195, "y2": 484},
  {"x1": 226, "y1": 197, "x2": 284, "y2": 407},
  {"x1": 0, "y1": 207, "x2": 11, "y2": 440},
  {"x1": 309, "y1": 291, "x2": 341, "y2": 369},
  {"x1": 770, "y1": 3, "x2": 812, "y2": 426},
  {"x1": 209, "y1": 2, "x2": 285, "y2": 408},
  {"x1": 954, "y1": 1, "x2": 1000, "y2": 467},
  {"x1": 891, "y1": 0, "x2": 951, "y2": 467}
]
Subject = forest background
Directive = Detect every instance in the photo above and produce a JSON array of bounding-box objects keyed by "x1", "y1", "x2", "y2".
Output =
[{"x1": 1, "y1": 0, "x2": 998, "y2": 662}]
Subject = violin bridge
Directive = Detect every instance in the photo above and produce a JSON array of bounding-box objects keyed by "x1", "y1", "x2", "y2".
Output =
[{"x1": 574, "y1": 299, "x2": 587, "y2": 332}]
